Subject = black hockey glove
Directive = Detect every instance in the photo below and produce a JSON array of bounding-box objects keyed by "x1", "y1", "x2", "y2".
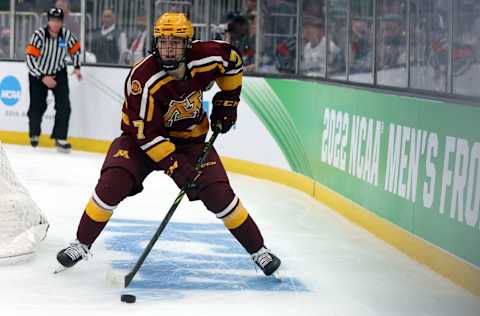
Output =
[{"x1": 210, "y1": 91, "x2": 239, "y2": 133}]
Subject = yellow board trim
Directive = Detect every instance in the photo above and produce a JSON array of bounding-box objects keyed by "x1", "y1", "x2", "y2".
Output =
[
  {"x1": 216, "y1": 72, "x2": 243, "y2": 91},
  {"x1": 85, "y1": 199, "x2": 113, "y2": 223},
  {"x1": 222, "y1": 202, "x2": 248, "y2": 229},
  {"x1": 0, "y1": 130, "x2": 111, "y2": 153},
  {"x1": 146, "y1": 140, "x2": 176, "y2": 162},
  {"x1": 1, "y1": 130, "x2": 479, "y2": 297}
]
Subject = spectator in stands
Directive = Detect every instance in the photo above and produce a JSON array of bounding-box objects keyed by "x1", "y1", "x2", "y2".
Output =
[
  {"x1": 301, "y1": 17, "x2": 340, "y2": 76},
  {"x1": 243, "y1": 0, "x2": 257, "y2": 16},
  {"x1": 274, "y1": 37, "x2": 296, "y2": 74},
  {"x1": 263, "y1": 0, "x2": 297, "y2": 74},
  {"x1": 303, "y1": 0, "x2": 324, "y2": 19},
  {"x1": 382, "y1": 0, "x2": 404, "y2": 15},
  {"x1": 90, "y1": 9, "x2": 127, "y2": 64},
  {"x1": 224, "y1": 12, "x2": 250, "y2": 45},
  {"x1": 0, "y1": 28, "x2": 10, "y2": 58},
  {"x1": 55, "y1": 0, "x2": 80, "y2": 38},
  {"x1": 124, "y1": 15, "x2": 148, "y2": 65},
  {"x1": 244, "y1": 12, "x2": 258, "y2": 72},
  {"x1": 223, "y1": 12, "x2": 256, "y2": 71},
  {"x1": 350, "y1": 18, "x2": 373, "y2": 73},
  {"x1": 377, "y1": 13, "x2": 406, "y2": 69}
]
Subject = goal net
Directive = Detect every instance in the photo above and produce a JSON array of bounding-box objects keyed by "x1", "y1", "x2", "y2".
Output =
[{"x1": 0, "y1": 141, "x2": 49, "y2": 264}]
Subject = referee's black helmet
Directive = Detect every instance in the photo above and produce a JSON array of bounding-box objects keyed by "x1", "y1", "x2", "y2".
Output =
[{"x1": 47, "y1": 7, "x2": 64, "y2": 20}]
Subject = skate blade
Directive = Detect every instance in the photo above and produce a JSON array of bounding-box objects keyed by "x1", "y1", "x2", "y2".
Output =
[
  {"x1": 53, "y1": 265, "x2": 68, "y2": 274},
  {"x1": 271, "y1": 270, "x2": 282, "y2": 281},
  {"x1": 56, "y1": 147, "x2": 71, "y2": 154}
]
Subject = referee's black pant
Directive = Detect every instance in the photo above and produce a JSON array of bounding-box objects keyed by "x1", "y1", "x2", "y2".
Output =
[{"x1": 28, "y1": 68, "x2": 71, "y2": 140}]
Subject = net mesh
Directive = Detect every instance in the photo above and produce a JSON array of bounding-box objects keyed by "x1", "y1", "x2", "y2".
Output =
[{"x1": 0, "y1": 142, "x2": 49, "y2": 263}]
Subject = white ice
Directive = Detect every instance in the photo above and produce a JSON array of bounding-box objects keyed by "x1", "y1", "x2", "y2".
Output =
[{"x1": 1, "y1": 144, "x2": 479, "y2": 316}]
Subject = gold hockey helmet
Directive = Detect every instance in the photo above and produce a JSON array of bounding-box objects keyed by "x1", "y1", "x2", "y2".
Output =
[{"x1": 153, "y1": 12, "x2": 194, "y2": 40}]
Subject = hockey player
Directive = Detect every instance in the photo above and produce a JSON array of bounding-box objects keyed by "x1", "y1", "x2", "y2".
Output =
[{"x1": 56, "y1": 12, "x2": 281, "y2": 277}]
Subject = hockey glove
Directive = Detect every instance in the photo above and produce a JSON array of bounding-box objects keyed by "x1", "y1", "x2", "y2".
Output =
[
  {"x1": 210, "y1": 91, "x2": 239, "y2": 133},
  {"x1": 158, "y1": 152, "x2": 201, "y2": 194}
]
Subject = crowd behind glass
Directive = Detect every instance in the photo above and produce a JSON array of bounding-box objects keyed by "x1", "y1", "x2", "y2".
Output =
[{"x1": 0, "y1": 0, "x2": 479, "y2": 98}]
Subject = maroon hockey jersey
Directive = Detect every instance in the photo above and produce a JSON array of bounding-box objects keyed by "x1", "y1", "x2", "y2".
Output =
[{"x1": 121, "y1": 40, "x2": 243, "y2": 164}]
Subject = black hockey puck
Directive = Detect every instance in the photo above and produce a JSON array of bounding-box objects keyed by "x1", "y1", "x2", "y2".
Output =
[{"x1": 120, "y1": 294, "x2": 136, "y2": 303}]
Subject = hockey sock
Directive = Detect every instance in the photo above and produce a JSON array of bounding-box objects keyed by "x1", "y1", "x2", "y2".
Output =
[
  {"x1": 228, "y1": 214, "x2": 264, "y2": 254},
  {"x1": 218, "y1": 199, "x2": 264, "y2": 254},
  {"x1": 76, "y1": 168, "x2": 133, "y2": 245}
]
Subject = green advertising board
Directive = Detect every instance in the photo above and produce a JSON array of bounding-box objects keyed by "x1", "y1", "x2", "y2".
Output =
[{"x1": 243, "y1": 77, "x2": 480, "y2": 268}]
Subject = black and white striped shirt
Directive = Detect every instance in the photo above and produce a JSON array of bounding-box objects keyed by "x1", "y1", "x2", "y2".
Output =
[{"x1": 26, "y1": 26, "x2": 81, "y2": 78}]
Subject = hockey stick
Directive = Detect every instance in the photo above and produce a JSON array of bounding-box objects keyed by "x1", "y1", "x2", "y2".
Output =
[{"x1": 124, "y1": 128, "x2": 221, "y2": 287}]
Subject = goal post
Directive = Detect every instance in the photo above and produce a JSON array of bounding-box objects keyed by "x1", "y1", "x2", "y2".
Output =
[{"x1": 0, "y1": 141, "x2": 49, "y2": 264}]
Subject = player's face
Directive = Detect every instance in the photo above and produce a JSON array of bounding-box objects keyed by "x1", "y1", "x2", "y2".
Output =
[{"x1": 156, "y1": 36, "x2": 186, "y2": 62}]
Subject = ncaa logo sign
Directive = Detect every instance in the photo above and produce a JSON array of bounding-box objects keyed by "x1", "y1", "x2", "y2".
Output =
[{"x1": 0, "y1": 76, "x2": 21, "y2": 106}]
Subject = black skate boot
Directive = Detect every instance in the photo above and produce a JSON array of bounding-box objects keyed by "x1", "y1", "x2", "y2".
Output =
[
  {"x1": 251, "y1": 246, "x2": 281, "y2": 276},
  {"x1": 55, "y1": 139, "x2": 72, "y2": 153},
  {"x1": 56, "y1": 240, "x2": 91, "y2": 269}
]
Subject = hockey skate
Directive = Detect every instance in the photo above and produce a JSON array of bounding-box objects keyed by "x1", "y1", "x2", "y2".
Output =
[
  {"x1": 55, "y1": 139, "x2": 71, "y2": 153},
  {"x1": 251, "y1": 246, "x2": 281, "y2": 277},
  {"x1": 30, "y1": 136, "x2": 39, "y2": 148},
  {"x1": 55, "y1": 240, "x2": 91, "y2": 273}
]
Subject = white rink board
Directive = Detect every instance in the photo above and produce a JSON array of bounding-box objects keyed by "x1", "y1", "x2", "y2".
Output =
[{"x1": 0, "y1": 61, "x2": 290, "y2": 170}]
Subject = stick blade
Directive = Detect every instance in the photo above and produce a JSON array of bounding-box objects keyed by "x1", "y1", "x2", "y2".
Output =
[{"x1": 124, "y1": 272, "x2": 135, "y2": 288}]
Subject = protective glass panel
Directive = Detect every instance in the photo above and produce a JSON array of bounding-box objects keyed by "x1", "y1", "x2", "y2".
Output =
[
  {"x1": 349, "y1": 0, "x2": 373, "y2": 83},
  {"x1": 452, "y1": 0, "x2": 480, "y2": 97},
  {"x1": 376, "y1": 0, "x2": 407, "y2": 87},
  {"x1": 410, "y1": 0, "x2": 449, "y2": 92},
  {"x1": 86, "y1": 1, "x2": 144, "y2": 65},
  {"x1": 300, "y1": 0, "x2": 329, "y2": 78},
  {"x1": 14, "y1": 1, "x2": 50, "y2": 60},
  {"x1": 0, "y1": 2, "x2": 11, "y2": 59},
  {"x1": 327, "y1": 0, "x2": 347, "y2": 80},
  {"x1": 257, "y1": 0, "x2": 298, "y2": 75}
]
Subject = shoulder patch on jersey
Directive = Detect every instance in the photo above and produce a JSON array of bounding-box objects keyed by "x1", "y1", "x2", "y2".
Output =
[{"x1": 130, "y1": 80, "x2": 142, "y2": 95}]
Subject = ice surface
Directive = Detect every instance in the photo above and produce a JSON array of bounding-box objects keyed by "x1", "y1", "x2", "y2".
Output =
[{"x1": 1, "y1": 144, "x2": 479, "y2": 316}]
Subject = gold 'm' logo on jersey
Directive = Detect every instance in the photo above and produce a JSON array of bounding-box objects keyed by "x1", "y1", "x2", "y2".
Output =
[
  {"x1": 164, "y1": 90, "x2": 203, "y2": 127},
  {"x1": 166, "y1": 159, "x2": 178, "y2": 176},
  {"x1": 113, "y1": 150, "x2": 130, "y2": 159}
]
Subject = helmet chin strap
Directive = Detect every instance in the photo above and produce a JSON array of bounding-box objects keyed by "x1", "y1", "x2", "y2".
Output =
[
  {"x1": 154, "y1": 52, "x2": 186, "y2": 79},
  {"x1": 165, "y1": 61, "x2": 186, "y2": 80},
  {"x1": 159, "y1": 58, "x2": 183, "y2": 71}
]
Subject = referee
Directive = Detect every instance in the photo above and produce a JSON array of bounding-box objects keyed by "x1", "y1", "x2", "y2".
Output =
[{"x1": 25, "y1": 7, "x2": 82, "y2": 152}]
